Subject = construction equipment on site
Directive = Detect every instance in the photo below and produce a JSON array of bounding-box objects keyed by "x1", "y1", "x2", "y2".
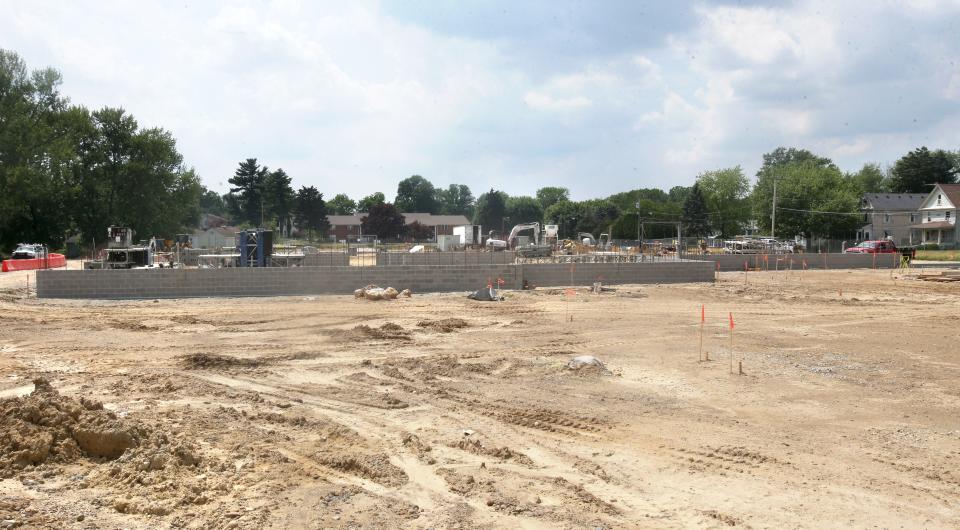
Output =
[
  {"x1": 107, "y1": 226, "x2": 134, "y2": 248},
  {"x1": 578, "y1": 232, "x2": 597, "y2": 246},
  {"x1": 499, "y1": 222, "x2": 553, "y2": 257},
  {"x1": 236, "y1": 229, "x2": 273, "y2": 267}
]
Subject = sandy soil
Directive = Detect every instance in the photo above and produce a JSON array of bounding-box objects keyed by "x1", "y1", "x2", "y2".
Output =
[{"x1": 0, "y1": 268, "x2": 958, "y2": 529}]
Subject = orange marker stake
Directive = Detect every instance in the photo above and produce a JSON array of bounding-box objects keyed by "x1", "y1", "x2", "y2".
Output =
[
  {"x1": 699, "y1": 304, "x2": 705, "y2": 362},
  {"x1": 728, "y1": 312, "x2": 735, "y2": 374}
]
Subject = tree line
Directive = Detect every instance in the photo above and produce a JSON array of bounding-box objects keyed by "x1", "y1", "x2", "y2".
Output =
[
  {"x1": 0, "y1": 49, "x2": 202, "y2": 250},
  {"x1": 3, "y1": 48, "x2": 959, "y2": 249}
]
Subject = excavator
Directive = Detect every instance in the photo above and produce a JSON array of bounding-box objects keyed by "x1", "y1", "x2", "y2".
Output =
[{"x1": 486, "y1": 222, "x2": 553, "y2": 257}]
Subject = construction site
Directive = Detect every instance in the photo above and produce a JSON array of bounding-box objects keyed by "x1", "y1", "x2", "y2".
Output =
[{"x1": 2, "y1": 233, "x2": 960, "y2": 528}]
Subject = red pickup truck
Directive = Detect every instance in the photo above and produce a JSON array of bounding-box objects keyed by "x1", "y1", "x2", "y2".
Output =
[{"x1": 844, "y1": 240, "x2": 898, "y2": 254}]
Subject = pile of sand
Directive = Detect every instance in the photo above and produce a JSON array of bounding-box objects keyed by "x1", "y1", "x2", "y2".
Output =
[
  {"x1": 0, "y1": 379, "x2": 216, "y2": 516},
  {"x1": 0, "y1": 378, "x2": 148, "y2": 475}
]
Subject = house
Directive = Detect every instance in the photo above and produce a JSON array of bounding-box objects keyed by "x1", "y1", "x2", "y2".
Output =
[
  {"x1": 857, "y1": 193, "x2": 926, "y2": 245},
  {"x1": 913, "y1": 183, "x2": 960, "y2": 248},
  {"x1": 190, "y1": 226, "x2": 238, "y2": 249},
  {"x1": 327, "y1": 213, "x2": 471, "y2": 242}
]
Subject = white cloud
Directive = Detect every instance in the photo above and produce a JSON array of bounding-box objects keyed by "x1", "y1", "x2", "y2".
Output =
[
  {"x1": 524, "y1": 91, "x2": 592, "y2": 110},
  {"x1": 1, "y1": 0, "x2": 958, "y2": 199}
]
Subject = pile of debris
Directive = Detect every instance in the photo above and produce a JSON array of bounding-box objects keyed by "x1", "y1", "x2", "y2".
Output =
[
  {"x1": 915, "y1": 271, "x2": 960, "y2": 283},
  {"x1": 354, "y1": 285, "x2": 412, "y2": 300},
  {"x1": 565, "y1": 355, "x2": 612, "y2": 376}
]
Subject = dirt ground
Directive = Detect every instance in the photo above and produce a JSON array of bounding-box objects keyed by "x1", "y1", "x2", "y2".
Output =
[{"x1": 0, "y1": 267, "x2": 959, "y2": 529}]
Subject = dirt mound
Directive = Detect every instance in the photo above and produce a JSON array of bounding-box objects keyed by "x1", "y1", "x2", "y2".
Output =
[
  {"x1": 0, "y1": 379, "x2": 148, "y2": 475},
  {"x1": 317, "y1": 454, "x2": 408, "y2": 487},
  {"x1": 352, "y1": 324, "x2": 411, "y2": 341},
  {"x1": 416, "y1": 318, "x2": 469, "y2": 333},
  {"x1": 449, "y1": 436, "x2": 534, "y2": 466},
  {"x1": 180, "y1": 352, "x2": 263, "y2": 369}
]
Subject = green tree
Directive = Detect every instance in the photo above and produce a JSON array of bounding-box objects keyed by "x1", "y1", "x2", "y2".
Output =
[
  {"x1": 696, "y1": 166, "x2": 750, "y2": 237},
  {"x1": 544, "y1": 201, "x2": 586, "y2": 238},
  {"x1": 437, "y1": 184, "x2": 475, "y2": 217},
  {"x1": 606, "y1": 188, "x2": 671, "y2": 212},
  {"x1": 535, "y1": 186, "x2": 569, "y2": 211},
  {"x1": 668, "y1": 185, "x2": 692, "y2": 204},
  {"x1": 357, "y1": 192, "x2": 385, "y2": 212},
  {"x1": 545, "y1": 200, "x2": 621, "y2": 238},
  {"x1": 199, "y1": 187, "x2": 226, "y2": 217},
  {"x1": 681, "y1": 183, "x2": 711, "y2": 237},
  {"x1": 226, "y1": 158, "x2": 268, "y2": 226},
  {"x1": 752, "y1": 161, "x2": 861, "y2": 238},
  {"x1": 395, "y1": 175, "x2": 438, "y2": 213},
  {"x1": 264, "y1": 168, "x2": 295, "y2": 234},
  {"x1": 328, "y1": 193, "x2": 356, "y2": 215},
  {"x1": 0, "y1": 49, "x2": 202, "y2": 248},
  {"x1": 505, "y1": 196, "x2": 543, "y2": 225},
  {"x1": 473, "y1": 189, "x2": 509, "y2": 235},
  {"x1": 293, "y1": 185, "x2": 329, "y2": 241},
  {"x1": 609, "y1": 199, "x2": 682, "y2": 240},
  {"x1": 361, "y1": 203, "x2": 405, "y2": 240},
  {"x1": 757, "y1": 147, "x2": 836, "y2": 181},
  {"x1": 889, "y1": 147, "x2": 958, "y2": 193},
  {"x1": 846, "y1": 163, "x2": 888, "y2": 194}
]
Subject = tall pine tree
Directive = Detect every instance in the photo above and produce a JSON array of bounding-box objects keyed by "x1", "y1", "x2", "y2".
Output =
[{"x1": 227, "y1": 158, "x2": 268, "y2": 226}]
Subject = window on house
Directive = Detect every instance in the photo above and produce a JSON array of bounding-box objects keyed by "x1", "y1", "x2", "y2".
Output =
[
  {"x1": 937, "y1": 194, "x2": 942, "y2": 205},
  {"x1": 884, "y1": 213, "x2": 890, "y2": 223},
  {"x1": 928, "y1": 213, "x2": 932, "y2": 222},
  {"x1": 948, "y1": 211, "x2": 952, "y2": 221},
  {"x1": 910, "y1": 213, "x2": 916, "y2": 223}
]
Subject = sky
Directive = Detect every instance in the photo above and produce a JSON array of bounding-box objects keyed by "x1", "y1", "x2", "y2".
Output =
[{"x1": 3, "y1": 0, "x2": 959, "y2": 201}]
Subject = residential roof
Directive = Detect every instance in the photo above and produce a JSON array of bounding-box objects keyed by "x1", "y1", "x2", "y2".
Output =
[
  {"x1": 935, "y1": 184, "x2": 960, "y2": 208},
  {"x1": 328, "y1": 213, "x2": 471, "y2": 226},
  {"x1": 861, "y1": 193, "x2": 926, "y2": 211},
  {"x1": 911, "y1": 221, "x2": 954, "y2": 229},
  {"x1": 400, "y1": 213, "x2": 471, "y2": 226},
  {"x1": 328, "y1": 215, "x2": 362, "y2": 226}
]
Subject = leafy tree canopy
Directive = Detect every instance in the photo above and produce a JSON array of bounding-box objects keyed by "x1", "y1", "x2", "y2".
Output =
[
  {"x1": 395, "y1": 175, "x2": 438, "y2": 213},
  {"x1": 437, "y1": 184, "x2": 475, "y2": 217},
  {"x1": 473, "y1": 189, "x2": 509, "y2": 235},
  {"x1": 535, "y1": 186, "x2": 569, "y2": 211},
  {"x1": 696, "y1": 166, "x2": 750, "y2": 238},
  {"x1": 505, "y1": 196, "x2": 543, "y2": 225},
  {"x1": 357, "y1": 192, "x2": 385, "y2": 213},
  {"x1": 328, "y1": 193, "x2": 357, "y2": 215}
]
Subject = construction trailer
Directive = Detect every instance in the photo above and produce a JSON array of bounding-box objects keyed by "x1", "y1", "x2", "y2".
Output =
[{"x1": 453, "y1": 225, "x2": 482, "y2": 247}]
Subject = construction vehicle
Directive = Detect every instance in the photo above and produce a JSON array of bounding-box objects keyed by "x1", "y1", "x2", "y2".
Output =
[{"x1": 497, "y1": 222, "x2": 553, "y2": 257}]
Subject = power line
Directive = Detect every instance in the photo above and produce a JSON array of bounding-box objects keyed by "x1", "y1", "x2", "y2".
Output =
[{"x1": 775, "y1": 207, "x2": 862, "y2": 216}]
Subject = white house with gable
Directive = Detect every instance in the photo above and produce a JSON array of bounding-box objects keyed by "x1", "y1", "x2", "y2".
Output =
[{"x1": 914, "y1": 183, "x2": 960, "y2": 247}]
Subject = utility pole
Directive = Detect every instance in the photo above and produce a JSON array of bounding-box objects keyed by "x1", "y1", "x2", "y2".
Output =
[
  {"x1": 677, "y1": 222, "x2": 682, "y2": 259},
  {"x1": 635, "y1": 202, "x2": 641, "y2": 243},
  {"x1": 771, "y1": 179, "x2": 777, "y2": 239}
]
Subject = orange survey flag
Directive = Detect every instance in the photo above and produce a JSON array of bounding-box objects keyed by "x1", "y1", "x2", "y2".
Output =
[
  {"x1": 729, "y1": 312, "x2": 735, "y2": 330},
  {"x1": 701, "y1": 304, "x2": 705, "y2": 323}
]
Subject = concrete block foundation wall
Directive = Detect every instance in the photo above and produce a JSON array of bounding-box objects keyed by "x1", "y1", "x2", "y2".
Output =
[
  {"x1": 37, "y1": 260, "x2": 713, "y2": 299},
  {"x1": 701, "y1": 253, "x2": 901, "y2": 271},
  {"x1": 376, "y1": 251, "x2": 517, "y2": 266}
]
